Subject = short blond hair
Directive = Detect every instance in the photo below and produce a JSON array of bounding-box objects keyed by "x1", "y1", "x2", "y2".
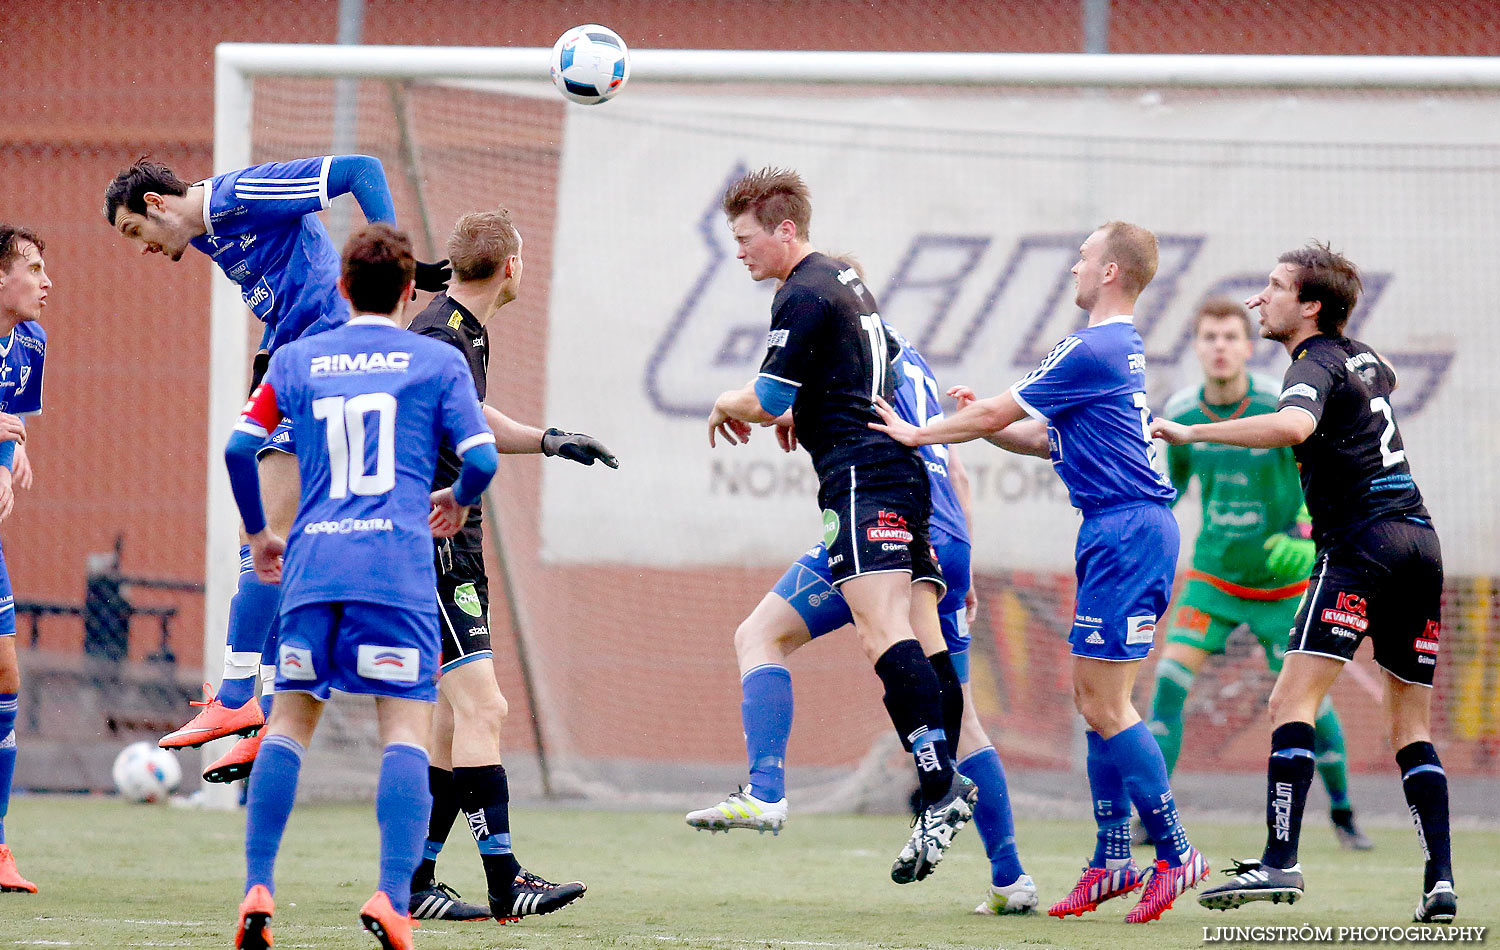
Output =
[
  {"x1": 447, "y1": 208, "x2": 520, "y2": 283},
  {"x1": 1097, "y1": 220, "x2": 1158, "y2": 297}
]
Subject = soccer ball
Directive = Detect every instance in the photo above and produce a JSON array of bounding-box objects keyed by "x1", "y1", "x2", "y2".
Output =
[
  {"x1": 112, "y1": 740, "x2": 181, "y2": 803},
  {"x1": 550, "y1": 24, "x2": 630, "y2": 105}
]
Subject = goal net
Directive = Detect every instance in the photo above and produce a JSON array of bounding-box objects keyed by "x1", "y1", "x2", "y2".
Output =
[{"x1": 215, "y1": 47, "x2": 1500, "y2": 810}]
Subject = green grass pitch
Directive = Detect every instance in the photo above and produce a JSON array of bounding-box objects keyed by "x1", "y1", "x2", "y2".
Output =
[{"x1": 2, "y1": 797, "x2": 1495, "y2": 948}]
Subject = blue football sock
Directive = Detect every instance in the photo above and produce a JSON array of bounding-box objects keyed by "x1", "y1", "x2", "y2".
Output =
[
  {"x1": 740, "y1": 664, "x2": 793, "y2": 802},
  {"x1": 244, "y1": 734, "x2": 304, "y2": 894},
  {"x1": 0, "y1": 693, "x2": 17, "y2": 845},
  {"x1": 1085, "y1": 730, "x2": 1131, "y2": 867},
  {"x1": 377, "y1": 743, "x2": 432, "y2": 909},
  {"x1": 221, "y1": 547, "x2": 279, "y2": 710},
  {"x1": 959, "y1": 745, "x2": 1025, "y2": 886},
  {"x1": 1105, "y1": 721, "x2": 1191, "y2": 864}
]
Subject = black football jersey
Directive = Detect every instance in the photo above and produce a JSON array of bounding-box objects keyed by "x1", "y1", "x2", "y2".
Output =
[
  {"x1": 1276, "y1": 334, "x2": 1428, "y2": 548},
  {"x1": 407, "y1": 294, "x2": 489, "y2": 558},
  {"x1": 757, "y1": 252, "x2": 916, "y2": 483}
]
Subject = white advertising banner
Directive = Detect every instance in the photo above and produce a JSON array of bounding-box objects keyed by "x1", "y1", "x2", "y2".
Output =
[{"x1": 541, "y1": 91, "x2": 1497, "y2": 573}]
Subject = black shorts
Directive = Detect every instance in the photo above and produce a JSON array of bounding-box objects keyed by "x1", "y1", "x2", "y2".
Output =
[
  {"x1": 435, "y1": 547, "x2": 492, "y2": 672},
  {"x1": 1288, "y1": 517, "x2": 1443, "y2": 686},
  {"x1": 816, "y1": 455, "x2": 944, "y2": 593}
]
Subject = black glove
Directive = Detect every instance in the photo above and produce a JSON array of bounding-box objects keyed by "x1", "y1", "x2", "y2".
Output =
[
  {"x1": 249, "y1": 351, "x2": 271, "y2": 395},
  {"x1": 415, "y1": 258, "x2": 452, "y2": 293},
  {"x1": 541, "y1": 428, "x2": 618, "y2": 468}
]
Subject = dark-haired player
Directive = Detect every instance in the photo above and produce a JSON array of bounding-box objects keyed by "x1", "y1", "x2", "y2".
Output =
[
  {"x1": 105, "y1": 156, "x2": 448, "y2": 781},
  {"x1": 708, "y1": 167, "x2": 976, "y2": 886},
  {"x1": 1142, "y1": 298, "x2": 1371, "y2": 851},
  {"x1": 0, "y1": 225, "x2": 48, "y2": 895},
  {"x1": 398, "y1": 208, "x2": 610, "y2": 923},
  {"x1": 1155, "y1": 243, "x2": 1455, "y2": 923},
  {"x1": 873, "y1": 222, "x2": 1208, "y2": 923},
  {"x1": 226, "y1": 224, "x2": 497, "y2": 950}
]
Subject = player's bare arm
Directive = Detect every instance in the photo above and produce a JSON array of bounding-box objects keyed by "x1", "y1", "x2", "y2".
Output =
[
  {"x1": 10, "y1": 444, "x2": 31, "y2": 491},
  {"x1": 869, "y1": 389, "x2": 1028, "y2": 447},
  {"x1": 708, "y1": 382, "x2": 775, "y2": 447},
  {"x1": 479, "y1": 404, "x2": 617, "y2": 467},
  {"x1": 1152, "y1": 406, "x2": 1315, "y2": 449},
  {"x1": 947, "y1": 385, "x2": 1046, "y2": 458}
]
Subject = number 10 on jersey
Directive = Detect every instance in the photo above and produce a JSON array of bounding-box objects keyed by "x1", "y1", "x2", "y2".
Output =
[{"x1": 312, "y1": 393, "x2": 397, "y2": 498}]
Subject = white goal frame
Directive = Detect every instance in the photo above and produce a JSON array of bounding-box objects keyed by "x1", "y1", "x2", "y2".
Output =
[{"x1": 207, "y1": 44, "x2": 1500, "y2": 806}]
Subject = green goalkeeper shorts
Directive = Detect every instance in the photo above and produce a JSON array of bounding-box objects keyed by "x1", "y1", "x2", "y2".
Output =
[{"x1": 1164, "y1": 575, "x2": 1304, "y2": 671}]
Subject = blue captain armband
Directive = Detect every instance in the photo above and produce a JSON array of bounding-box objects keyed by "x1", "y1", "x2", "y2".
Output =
[
  {"x1": 754, "y1": 375, "x2": 798, "y2": 416},
  {"x1": 326, "y1": 155, "x2": 397, "y2": 225}
]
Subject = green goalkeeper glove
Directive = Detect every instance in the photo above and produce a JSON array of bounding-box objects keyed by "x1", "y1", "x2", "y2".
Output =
[{"x1": 1263, "y1": 533, "x2": 1316, "y2": 581}]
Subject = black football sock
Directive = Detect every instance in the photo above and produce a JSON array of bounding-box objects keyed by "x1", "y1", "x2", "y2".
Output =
[
  {"x1": 1396, "y1": 741, "x2": 1453, "y2": 891},
  {"x1": 874, "y1": 639, "x2": 954, "y2": 806},
  {"x1": 928, "y1": 650, "x2": 964, "y2": 759},
  {"x1": 412, "y1": 765, "x2": 458, "y2": 892},
  {"x1": 1261, "y1": 721, "x2": 1316, "y2": 870},
  {"x1": 454, "y1": 764, "x2": 522, "y2": 896}
]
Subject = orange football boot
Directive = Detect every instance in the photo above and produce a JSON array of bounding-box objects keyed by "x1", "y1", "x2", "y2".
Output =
[
  {"x1": 235, "y1": 883, "x2": 275, "y2": 950},
  {"x1": 159, "y1": 683, "x2": 265, "y2": 750},
  {"x1": 203, "y1": 730, "x2": 263, "y2": 784},
  {"x1": 360, "y1": 890, "x2": 416, "y2": 950},
  {"x1": 0, "y1": 844, "x2": 36, "y2": 893}
]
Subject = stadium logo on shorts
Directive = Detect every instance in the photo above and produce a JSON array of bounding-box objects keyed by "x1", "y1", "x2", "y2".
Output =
[
  {"x1": 453, "y1": 582, "x2": 482, "y2": 618},
  {"x1": 357, "y1": 645, "x2": 420, "y2": 684},
  {"x1": 822, "y1": 510, "x2": 840, "y2": 546}
]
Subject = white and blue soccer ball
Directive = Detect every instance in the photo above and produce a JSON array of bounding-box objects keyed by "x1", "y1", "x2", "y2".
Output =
[
  {"x1": 550, "y1": 24, "x2": 630, "y2": 105},
  {"x1": 112, "y1": 740, "x2": 181, "y2": 803}
]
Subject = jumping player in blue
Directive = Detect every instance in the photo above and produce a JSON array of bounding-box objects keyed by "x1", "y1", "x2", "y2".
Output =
[
  {"x1": 105, "y1": 155, "x2": 449, "y2": 781},
  {"x1": 223, "y1": 225, "x2": 496, "y2": 950},
  {"x1": 873, "y1": 221, "x2": 1208, "y2": 923},
  {"x1": 0, "y1": 225, "x2": 49, "y2": 896},
  {"x1": 690, "y1": 303, "x2": 1036, "y2": 913}
]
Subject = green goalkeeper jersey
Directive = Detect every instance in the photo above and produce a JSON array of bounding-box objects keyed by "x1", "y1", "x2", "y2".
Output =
[{"x1": 1164, "y1": 374, "x2": 1308, "y2": 592}]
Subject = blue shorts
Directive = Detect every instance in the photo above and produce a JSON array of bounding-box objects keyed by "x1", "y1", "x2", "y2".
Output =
[
  {"x1": 0, "y1": 542, "x2": 12, "y2": 638},
  {"x1": 256, "y1": 418, "x2": 296, "y2": 460},
  {"x1": 772, "y1": 531, "x2": 973, "y2": 682},
  {"x1": 274, "y1": 601, "x2": 440, "y2": 702},
  {"x1": 1071, "y1": 502, "x2": 1178, "y2": 662}
]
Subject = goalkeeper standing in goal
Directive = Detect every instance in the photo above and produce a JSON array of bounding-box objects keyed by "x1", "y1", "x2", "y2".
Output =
[
  {"x1": 1140, "y1": 298, "x2": 1371, "y2": 851},
  {"x1": 398, "y1": 208, "x2": 614, "y2": 923}
]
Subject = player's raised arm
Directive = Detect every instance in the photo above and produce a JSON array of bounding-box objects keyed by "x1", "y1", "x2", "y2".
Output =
[
  {"x1": 869, "y1": 389, "x2": 1028, "y2": 447},
  {"x1": 1151, "y1": 406, "x2": 1315, "y2": 448}
]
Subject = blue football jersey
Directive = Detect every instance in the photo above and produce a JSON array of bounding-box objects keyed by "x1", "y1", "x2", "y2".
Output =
[
  {"x1": 888, "y1": 328, "x2": 966, "y2": 542},
  {"x1": 258, "y1": 316, "x2": 492, "y2": 612},
  {"x1": 1010, "y1": 316, "x2": 1175, "y2": 513},
  {"x1": 190, "y1": 156, "x2": 348, "y2": 354},
  {"x1": 0, "y1": 322, "x2": 46, "y2": 416}
]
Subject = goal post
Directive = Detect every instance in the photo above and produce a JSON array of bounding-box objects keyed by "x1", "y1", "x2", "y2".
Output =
[{"x1": 210, "y1": 44, "x2": 1500, "y2": 808}]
